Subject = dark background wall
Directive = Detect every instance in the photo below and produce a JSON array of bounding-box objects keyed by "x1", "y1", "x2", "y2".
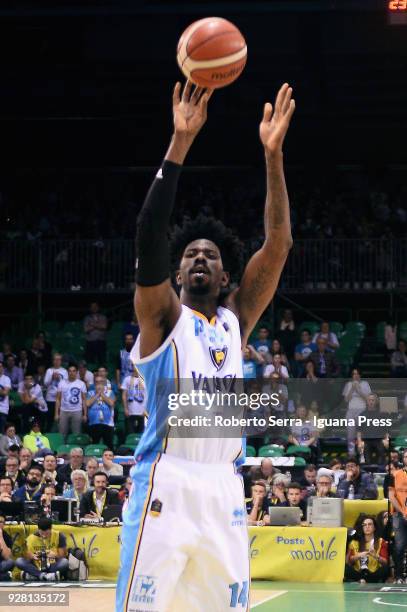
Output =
[{"x1": 0, "y1": 0, "x2": 405, "y2": 166}]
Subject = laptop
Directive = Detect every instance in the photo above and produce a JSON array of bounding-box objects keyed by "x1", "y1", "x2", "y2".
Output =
[
  {"x1": 102, "y1": 504, "x2": 123, "y2": 522},
  {"x1": 268, "y1": 506, "x2": 302, "y2": 526}
]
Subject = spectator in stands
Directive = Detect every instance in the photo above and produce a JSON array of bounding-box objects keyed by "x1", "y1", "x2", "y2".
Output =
[
  {"x1": 57, "y1": 448, "x2": 86, "y2": 489},
  {"x1": 121, "y1": 365, "x2": 147, "y2": 434},
  {"x1": 376, "y1": 510, "x2": 391, "y2": 543},
  {"x1": 343, "y1": 369, "x2": 372, "y2": 454},
  {"x1": 345, "y1": 515, "x2": 389, "y2": 583},
  {"x1": 43, "y1": 453, "x2": 59, "y2": 489},
  {"x1": 63, "y1": 469, "x2": 89, "y2": 501},
  {"x1": 17, "y1": 349, "x2": 32, "y2": 376},
  {"x1": 0, "y1": 423, "x2": 22, "y2": 456},
  {"x1": 280, "y1": 310, "x2": 295, "y2": 332},
  {"x1": 15, "y1": 516, "x2": 68, "y2": 581},
  {"x1": 384, "y1": 321, "x2": 397, "y2": 353},
  {"x1": 0, "y1": 514, "x2": 14, "y2": 580},
  {"x1": 77, "y1": 361, "x2": 94, "y2": 389},
  {"x1": 298, "y1": 463, "x2": 317, "y2": 495},
  {"x1": 277, "y1": 482, "x2": 307, "y2": 520},
  {"x1": 18, "y1": 374, "x2": 48, "y2": 433},
  {"x1": 79, "y1": 471, "x2": 120, "y2": 518},
  {"x1": 266, "y1": 372, "x2": 289, "y2": 415},
  {"x1": 390, "y1": 340, "x2": 407, "y2": 377},
  {"x1": 96, "y1": 366, "x2": 117, "y2": 394},
  {"x1": 0, "y1": 362, "x2": 11, "y2": 434},
  {"x1": 55, "y1": 364, "x2": 87, "y2": 440},
  {"x1": 356, "y1": 393, "x2": 389, "y2": 465},
  {"x1": 44, "y1": 353, "x2": 68, "y2": 433},
  {"x1": 118, "y1": 476, "x2": 132, "y2": 504},
  {"x1": 123, "y1": 315, "x2": 139, "y2": 341},
  {"x1": 28, "y1": 337, "x2": 47, "y2": 374},
  {"x1": 309, "y1": 338, "x2": 340, "y2": 378},
  {"x1": 36, "y1": 331, "x2": 52, "y2": 367},
  {"x1": 294, "y1": 330, "x2": 317, "y2": 377},
  {"x1": 336, "y1": 456, "x2": 378, "y2": 500},
  {"x1": 249, "y1": 458, "x2": 280, "y2": 488},
  {"x1": 13, "y1": 464, "x2": 44, "y2": 502},
  {"x1": 246, "y1": 480, "x2": 270, "y2": 526},
  {"x1": 268, "y1": 473, "x2": 290, "y2": 506},
  {"x1": 242, "y1": 345, "x2": 265, "y2": 380},
  {"x1": 116, "y1": 333, "x2": 136, "y2": 387},
  {"x1": 312, "y1": 321, "x2": 339, "y2": 351},
  {"x1": 22, "y1": 418, "x2": 51, "y2": 455},
  {"x1": 270, "y1": 340, "x2": 289, "y2": 367},
  {"x1": 329, "y1": 458, "x2": 345, "y2": 486},
  {"x1": 40, "y1": 484, "x2": 57, "y2": 517},
  {"x1": 100, "y1": 449, "x2": 123, "y2": 477},
  {"x1": 1, "y1": 456, "x2": 25, "y2": 489},
  {"x1": 4, "y1": 355, "x2": 23, "y2": 391},
  {"x1": 396, "y1": 395, "x2": 407, "y2": 428},
  {"x1": 288, "y1": 404, "x2": 319, "y2": 464},
  {"x1": 0, "y1": 476, "x2": 13, "y2": 502},
  {"x1": 390, "y1": 449, "x2": 401, "y2": 468},
  {"x1": 264, "y1": 354, "x2": 289, "y2": 380},
  {"x1": 0, "y1": 344, "x2": 15, "y2": 363},
  {"x1": 19, "y1": 447, "x2": 34, "y2": 476},
  {"x1": 83, "y1": 302, "x2": 108, "y2": 365},
  {"x1": 85, "y1": 457, "x2": 99, "y2": 487},
  {"x1": 383, "y1": 461, "x2": 399, "y2": 499},
  {"x1": 86, "y1": 375, "x2": 115, "y2": 447},
  {"x1": 309, "y1": 471, "x2": 336, "y2": 499},
  {"x1": 252, "y1": 327, "x2": 272, "y2": 363},
  {"x1": 388, "y1": 449, "x2": 407, "y2": 583}
]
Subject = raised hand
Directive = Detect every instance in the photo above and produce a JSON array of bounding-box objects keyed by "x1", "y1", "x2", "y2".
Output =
[
  {"x1": 172, "y1": 80, "x2": 213, "y2": 140},
  {"x1": 260, "y1": 83, "x2": 295, "y2": 157}
]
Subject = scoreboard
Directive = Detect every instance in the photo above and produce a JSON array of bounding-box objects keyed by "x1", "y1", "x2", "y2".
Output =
[{"x1": 388, "y1": 0, "x2": 407, "y2": 23}]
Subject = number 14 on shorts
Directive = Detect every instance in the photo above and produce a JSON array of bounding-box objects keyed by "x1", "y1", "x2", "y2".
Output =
[{"x1": 229, "y1": 581, "x2": 249, "y2": 608}]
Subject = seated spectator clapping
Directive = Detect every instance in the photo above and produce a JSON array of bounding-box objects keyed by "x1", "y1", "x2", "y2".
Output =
[
  {"x1": 312, "y1": 321, "x2": 339, "y2": 351},
  {"x1": 345, "y1": 515, "x2": 389, "y2": 583},
  {"x1": 264, "y1": 354, "x2": 289, "y2": 380}
]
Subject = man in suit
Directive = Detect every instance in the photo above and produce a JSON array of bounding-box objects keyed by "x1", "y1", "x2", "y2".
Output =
[
  {"x1": 79, "y1": 471, "x2": 120, "y2": 518},
  {"x1": 309, "y1": 337, "x2": 340, "y2": 378}
]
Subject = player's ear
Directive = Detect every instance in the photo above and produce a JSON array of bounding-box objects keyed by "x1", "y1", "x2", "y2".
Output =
[
  {"x1": 221, "y1": 271, "x2": 230, "y2": 287},
  {"x1": 175, "y1": 270, "x2": 182, "y2": 286}
]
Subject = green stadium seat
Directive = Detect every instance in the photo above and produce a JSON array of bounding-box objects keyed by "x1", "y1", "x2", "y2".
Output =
[
  {"x1": 345, "y1": 321, "x2": 366, "y2": 336},
  {"x1": 298, "y1": 321, "x2": 320, "y2": 336},
  {"x1": 285, "y1": 445, "x2": 312, "y2": 456},
  {"x1": 57, "y1": 444, "x2": 78, "y2": 455},
  {"x1": 84, "y1": 444, "x2": 108, "y2": 457},
  {"x1": 393, "y1": 436, "x2": 407, "y2": 448},
  {"x1": 329, "y1": 322, "x2": 344, "y2": 335},
  {"x1": 125, "y1": 433, "x2": 142, "y2": 446},
  {"x1": 67, "y1": 433, "x2": 92, "y2": 446},
  {"x1": 42, "y1": 321, "x2": 61, "y2": 335},
  {"x1": 245, "y1": 445, "x2": 257, "y2": 457},
  {"x1": 258, "y1": 445, "x2": 284, "y2": 457},
  {"x1": 399, "y1": 322, "x2": 407, "y2": 342},
  {"x1": 293, "y1": 457, "x2": 306, "y2": 466},
  {"x1": 376, "y1": 321, "x2": 387, "y2": 345},
  {"x1": 46, "y1": 433, "x2": 65, "y2": 452}
]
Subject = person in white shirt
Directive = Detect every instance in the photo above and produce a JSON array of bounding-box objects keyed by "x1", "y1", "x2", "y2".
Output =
[
  {"x1": 18, "y1": 374, "x2": 47, "y2": 434},
  {"x1": 0, "y1": 361, "x2": 11, "y2": 433},
  {"x1": 44, "y1": 353, "x2": 68, "y2": 432},
  {"x1": 312, "y1": 321, "x2": 339, "y2": 351},
  {"x1": 55, "y1": 364, "x2": 87, "y2": 440},
  {"x1": 263, "y1": 353, "x2": 289, "y2": 380},
  {"x1": 121, "y1": 366, "x2": 147, "y2": 434},
  {"x1": 100, "y1": 449, "x2": 123, "y2": 477},
  {"x1": 343, "y1": 368, "x2": 372, "y2": 454},
  {"x1": 77, "y1": 361, "x2": 94, "y2": 389}
]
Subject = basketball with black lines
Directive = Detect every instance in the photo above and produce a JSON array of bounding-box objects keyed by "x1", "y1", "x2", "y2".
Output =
[{"x1": 177, "y1": 17, "x2": 247, "y2": 89}]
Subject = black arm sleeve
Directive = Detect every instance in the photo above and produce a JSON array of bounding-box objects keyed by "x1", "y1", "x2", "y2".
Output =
[{"x1": 135, "y1": 160, "x2": 182, "y2": 286}]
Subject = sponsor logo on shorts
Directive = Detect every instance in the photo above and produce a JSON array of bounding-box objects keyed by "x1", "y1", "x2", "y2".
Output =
[
  {"x1": 231, "y1": 507, "x2": 245, "y2": 527},
  {"x1": 149, "y1": 499, "x2": 162, "y2": 517},
  {"x1": 130, "y1": 574, "x2": 157, "y2": 605}
]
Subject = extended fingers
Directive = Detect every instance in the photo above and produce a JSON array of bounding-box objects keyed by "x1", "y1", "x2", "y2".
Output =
[
  {"x1": 199, "y1": 88, "x2": 214, "y2": 110},
  {"x1": 274, "y1": 82, "x2": 289, "y2": 114},
  {"x1": 282, "y1": 86, "x2": 293, "y2": 115},
  {"x1": 262, "y1": 102, "x2": 273, "y2": 122},
  {"x1": 191, "y1": 85, "x2": 204, "y2": 104},
  {"x1": 173, "y1": 82, "x2": 181, "y2": 106},
  {"x1": 182, "y1": 79, "x2": 193, "y2": 102}
]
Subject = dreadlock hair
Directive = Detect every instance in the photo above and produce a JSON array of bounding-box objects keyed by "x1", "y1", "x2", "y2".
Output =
[{"x1": 170, "y1": 214, "x2": 244, "y2": 284}]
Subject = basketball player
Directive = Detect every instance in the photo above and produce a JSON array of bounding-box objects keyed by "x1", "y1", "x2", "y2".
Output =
[{"x1": 116, "y1": 80, "x2": 295, "y2": 612}]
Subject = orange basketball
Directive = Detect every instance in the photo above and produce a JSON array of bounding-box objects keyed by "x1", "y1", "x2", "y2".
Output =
[{"x1": 177, "y1": 17, "x2": 247, "y2": 89}]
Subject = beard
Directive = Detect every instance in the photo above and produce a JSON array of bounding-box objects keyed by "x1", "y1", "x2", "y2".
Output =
[{"x1": 27, "y1": 478, "x2": 40, "y2": 487}]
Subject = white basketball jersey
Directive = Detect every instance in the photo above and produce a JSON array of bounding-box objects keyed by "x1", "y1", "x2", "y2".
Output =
[{"x1": 131, "y1": 304, "x2": 244, "y2": 464}]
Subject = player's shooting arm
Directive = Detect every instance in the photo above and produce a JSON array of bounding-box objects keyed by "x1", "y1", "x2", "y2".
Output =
[
  {"x1": 135, "y1": 81, "x2": 213, "y2": 358},
  {"x1": 227, "y1": 84, "x2": 295, "y2": 342}
]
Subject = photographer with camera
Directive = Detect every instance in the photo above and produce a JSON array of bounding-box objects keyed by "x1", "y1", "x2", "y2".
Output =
[{"x1": 15, "y1": 517, "x2": 68, "y2": 581}]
